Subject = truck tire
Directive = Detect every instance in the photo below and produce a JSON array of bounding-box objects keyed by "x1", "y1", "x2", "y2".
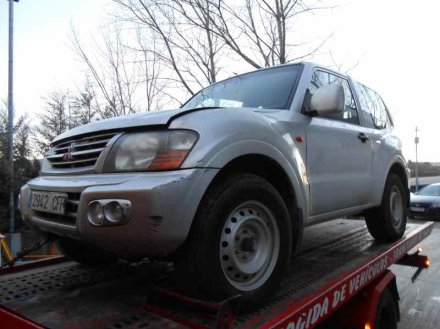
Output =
[
  {"x1": 176, "y1": 173, "x2": 292, "y2": 310},
  {"x1": 365, "y1": 174, "x2": 407, "y2": 242},
  {"x1": 374, "y1": 288, "x2": 398, "y2": 329},
  {"x1": 57, "y1": 237, "x2": 117, "y2": 265}
]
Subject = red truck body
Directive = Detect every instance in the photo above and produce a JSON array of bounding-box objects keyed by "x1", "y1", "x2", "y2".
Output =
[{"x1": 0, "y1": 219, "x2": 433, "y2": 329}]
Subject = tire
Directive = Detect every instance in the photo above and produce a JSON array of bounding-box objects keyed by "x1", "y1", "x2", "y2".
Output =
[
  {"x1": 57, "y1": 237, "x2": 117, "y2": 265},
  {"x1": 374, "y1": 288, "x2": 398, "y2": 329},
  {"x1": 175, "y1": 173, "x2": 292, "y2": 310},
  {"x1": 365, "y1": 174, "x2": 408, "y2": 242}
]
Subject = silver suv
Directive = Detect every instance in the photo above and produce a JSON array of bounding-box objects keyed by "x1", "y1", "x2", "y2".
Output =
[{"x1": 19, "y1": 62, "x2": 409, "y2": 307}]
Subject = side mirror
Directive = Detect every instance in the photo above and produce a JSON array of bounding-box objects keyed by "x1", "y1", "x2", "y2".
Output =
[{"x1": 310, "y1": 84, "x2": 346, "y2": 115}]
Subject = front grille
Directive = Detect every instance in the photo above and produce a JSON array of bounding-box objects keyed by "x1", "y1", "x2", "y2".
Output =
[
  {"x1": 34, "y1": 192, "x2": 80, "y2": 226},
  {"x1": 46, "y1": 132, "x2": 117, "y2": 169}
]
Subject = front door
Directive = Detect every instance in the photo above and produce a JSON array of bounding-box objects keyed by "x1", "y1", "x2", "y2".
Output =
[{"x1": 304, "y1": 69, "x2": 373, "y2": 216}]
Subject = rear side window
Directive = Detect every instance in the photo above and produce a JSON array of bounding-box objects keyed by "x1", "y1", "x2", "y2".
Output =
[
  {"x1": 353, "y1": 82, "x2": 390, "y2": 129},
  {"x1": 306, "y1": 70, "x2": 359, "y2": 124}
]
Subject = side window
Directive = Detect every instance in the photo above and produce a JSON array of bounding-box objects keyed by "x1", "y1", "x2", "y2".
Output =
[
  {"x1": 354, "y1": 81, "x2": 390, "y2": 129},
  {"x1": 353, "y1": 82, "x2": 375, "y2": 128},
  {"x1": 306, "y1": 70, "x2": 359, "y2": 124}
]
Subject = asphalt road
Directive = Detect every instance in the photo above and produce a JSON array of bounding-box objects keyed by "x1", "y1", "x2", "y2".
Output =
[{"x1": 392, "y1": 220, "x2": 440, "y2": 329}]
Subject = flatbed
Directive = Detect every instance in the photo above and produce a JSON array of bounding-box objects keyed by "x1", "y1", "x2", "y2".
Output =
[{"x1": 0, "y1": 219, "x2": 433, "y2": 329}]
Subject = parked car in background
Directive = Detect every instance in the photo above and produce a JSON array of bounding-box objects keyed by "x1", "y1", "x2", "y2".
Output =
[
  {"x1": 409, "y1": 183, "x2": 440, "y2": 219},
  {"x1": 19, "y1": 62, "x2": 409, "y2": 308}
]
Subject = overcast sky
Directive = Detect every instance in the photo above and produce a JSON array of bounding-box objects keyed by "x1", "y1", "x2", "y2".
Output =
[{"x1": 0, "y1": 0, "x2": 439, "y2": 162}]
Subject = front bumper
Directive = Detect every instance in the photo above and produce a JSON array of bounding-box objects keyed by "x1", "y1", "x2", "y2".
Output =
[{"x1": 19, "y1": 168, "x2": 218, "y2": 258}]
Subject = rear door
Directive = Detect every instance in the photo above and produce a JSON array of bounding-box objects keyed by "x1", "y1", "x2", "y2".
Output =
[
  {"x1": 352, "y1": 80, "x2": 396, "y2": 201},
  {"x1": 304, "y1": 69, "x2": 374, "y2": 216}
]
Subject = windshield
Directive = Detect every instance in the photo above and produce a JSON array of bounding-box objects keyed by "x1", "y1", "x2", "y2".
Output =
[
  {"x1": 183, "y1": 64, "x2": 302, "y2": 110},
  {"x1": 416, "y1": 184, "x2": 440, "y2": 196}
]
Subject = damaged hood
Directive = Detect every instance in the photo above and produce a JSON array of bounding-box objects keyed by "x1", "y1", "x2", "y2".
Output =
[{"x1": 53, "y1": 108, "x2": 183, "y2": 143}]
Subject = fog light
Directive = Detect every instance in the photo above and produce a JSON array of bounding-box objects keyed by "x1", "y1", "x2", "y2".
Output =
[
  {"x1": 87, "y1": 201, "x2": 105, "y2": 226},
  {"x1": 104, "y1": 201, "x2": 125, "y2": 223}
]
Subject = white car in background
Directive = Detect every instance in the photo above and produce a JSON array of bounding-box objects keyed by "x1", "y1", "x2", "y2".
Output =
[{"x1": 410, "y1": 183, "x2": 440, "y2": 219}]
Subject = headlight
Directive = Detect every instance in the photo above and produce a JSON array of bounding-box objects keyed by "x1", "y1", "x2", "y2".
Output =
[{"x1": 103, "y1": 130, "x2": 198, "y2": 172}]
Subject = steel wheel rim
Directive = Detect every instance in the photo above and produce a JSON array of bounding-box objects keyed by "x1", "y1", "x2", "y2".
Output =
[
  {"x1": 219, "y1": 200, "x2": 280, "y2": 291},
  {"x1": 389, "y1": 186, "x2": 403, "y2": 227}
]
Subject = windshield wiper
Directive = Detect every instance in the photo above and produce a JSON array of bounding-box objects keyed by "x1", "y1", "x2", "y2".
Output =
[
  {"x1": 168, "y1": 106, "x2": 225, "y2": 125},
  {"x1": 182, "y1": 106, "x2": 224, "y2": 110}
]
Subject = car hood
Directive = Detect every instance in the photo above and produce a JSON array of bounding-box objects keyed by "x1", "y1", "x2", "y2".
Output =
[
  {"x1": 53, "y1": 108, "x2": 184, "y2": 143},
  {"x1": 52, "y1": 107, "x2": 279, "y2": 144},
  {"x1": 410, "y1": 194, "x2": 440, "y2": 204}
]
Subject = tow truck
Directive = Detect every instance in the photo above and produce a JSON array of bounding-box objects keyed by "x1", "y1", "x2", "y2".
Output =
[{"x1": 0, "y1": 219, "x2": 433, "y2": 329}]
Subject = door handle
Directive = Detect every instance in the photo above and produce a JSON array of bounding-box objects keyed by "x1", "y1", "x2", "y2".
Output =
[{"x1": 358, "y1": 132, "x2": 369, "y2": 143}]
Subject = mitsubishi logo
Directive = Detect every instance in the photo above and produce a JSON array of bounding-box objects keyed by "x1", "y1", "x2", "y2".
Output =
[{"x1": 62, "y1": 143, "x2": 75, "y2": 161}]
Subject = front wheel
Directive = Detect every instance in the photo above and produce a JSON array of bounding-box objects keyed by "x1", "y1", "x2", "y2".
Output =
[
  {"x1": 175, "y1": 173, "x2": 292, "y2": 309},
  {"x1": 365, "y1": 174, "x2": 408, "y2": 242}
]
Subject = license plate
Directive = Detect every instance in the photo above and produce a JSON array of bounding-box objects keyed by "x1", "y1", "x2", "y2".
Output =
[
  {"x1": 410, "y1": 206, "x2": 425, "y2": 213},
  {"x1": 29, "y1": 191, "x2": 68, "y2": 215}
]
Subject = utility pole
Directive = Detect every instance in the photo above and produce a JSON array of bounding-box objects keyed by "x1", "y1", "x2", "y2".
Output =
[
  {"x1": 7, "y1": 0, "x2": 19, "y2": 233},
  {"x1": 415, "y1": 127, "x2": 419, "y2": 192}
]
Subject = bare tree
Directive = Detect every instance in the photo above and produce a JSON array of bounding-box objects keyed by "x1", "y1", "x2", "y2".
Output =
[
  {"x1": 328, "y1": 49, "x2": 363, "y2": 74},
  {"x1": 70, "y1": 77, "x2": 100, "y2": 125},
  {"x1": 111, "y1": 0, "x2": 332, "y2": 97},
  {"x1": 166, "y1": 0, "x2": 222, "y2": 85},
  {"x1": 0, "y1": 101, "x2": 31, "y2": 161},
  {"x1": 205, "y1": 0, "x2": 333, "y2": 68},
  {"x1": 34, "y1": 91, "x2": 69, "y2": 155},
  {"x1": 0, "y1": 104, "x2": 40, "y2": 232},
  {"x1": 135, "y1": 30, "x2": 175, "y2": 110},
  {"x1": 113, "y1": 0, "x2": 223, "y2": 96},
  {"x1": 71, "y1": 24, "x2": 140, "y2": 117},
  {"x1": 71, "y1": 0, "x2": 334, "y2": 110}
]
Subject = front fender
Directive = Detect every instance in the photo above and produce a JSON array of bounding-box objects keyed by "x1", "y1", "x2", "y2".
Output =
[
  {"x1": 204, "y1": 140, "x2": 309, "y2": 223},
  {"x1": 169, "y1": 108, "x2": 309, "y2": 222},
  {"x1": 372, "y1": 154, "x2": 409, "y2": 205}
]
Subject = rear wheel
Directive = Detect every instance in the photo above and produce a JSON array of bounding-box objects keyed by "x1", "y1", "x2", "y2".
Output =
[
  {"x1": 57, "y1": 237, "x2": 117, "y2": 265},
  {"x1": 175, "y1": 173, "x2": 292, "y2": 309},
  {"x1": 365, "y1": 174, "x2": 408, "y2": 242}
]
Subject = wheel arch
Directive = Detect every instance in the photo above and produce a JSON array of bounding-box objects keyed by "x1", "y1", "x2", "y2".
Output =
[
  {"x1": 202, "y1": 153, "x2": 304, "y2": 253},
  {"x1": 372, "y1": 157, "x2": 409, "y2": 207},
  {"x1": 387, "y1": 162, "x2": 410, "y2": 206}
]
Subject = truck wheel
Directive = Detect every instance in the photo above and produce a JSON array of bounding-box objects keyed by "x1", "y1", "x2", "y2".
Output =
[
  {"x1": 57, "y1": 237, "x2": 117, "y2": 265},
  {"x1": 374, "y1": 288, "x2": 398, "y2": 329},
  {"x1": 365, "y1": 174, "x2": 407, "y2": 242},
  {"x1": 176, "y1": 173, "x2": 292, "y2": 309}
]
